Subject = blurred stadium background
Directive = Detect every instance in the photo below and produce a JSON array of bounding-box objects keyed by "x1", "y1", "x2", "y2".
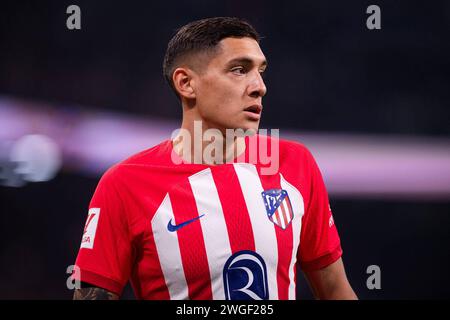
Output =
[{"x1": 0, "y1": 0, "x2": 449, "y2": 299}]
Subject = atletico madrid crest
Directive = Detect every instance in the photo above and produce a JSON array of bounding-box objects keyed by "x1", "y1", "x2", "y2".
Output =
[{"x1": 261, "y1": 189, "x2": 294, "y2": 230}]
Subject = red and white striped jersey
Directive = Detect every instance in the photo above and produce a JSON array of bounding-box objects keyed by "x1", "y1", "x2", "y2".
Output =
[{"x1": 73, "y1": 134, "x2": 342, "y2": 300}]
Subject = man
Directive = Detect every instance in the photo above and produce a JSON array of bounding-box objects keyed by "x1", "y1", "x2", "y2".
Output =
[{"x1": 73, "y1": 17, "x2": 357, "y2": 300}]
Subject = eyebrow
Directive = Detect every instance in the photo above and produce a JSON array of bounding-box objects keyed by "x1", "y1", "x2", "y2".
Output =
[{"x1": 226, "y1": 57, "x2": 268, "y2": 69}]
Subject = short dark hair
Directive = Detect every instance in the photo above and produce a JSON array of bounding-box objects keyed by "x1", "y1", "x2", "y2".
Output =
[{"x1": 163, "y1": 17, "x2": 260, "y2": 97}]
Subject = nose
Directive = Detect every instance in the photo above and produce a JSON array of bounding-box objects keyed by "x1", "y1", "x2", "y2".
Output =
[{"x1": 248, "y1": 71, "x2": 267, "y2": 98}]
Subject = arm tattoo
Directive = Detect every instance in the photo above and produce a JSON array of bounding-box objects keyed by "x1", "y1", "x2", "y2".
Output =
[{"x1": 73, "y1": 287, "x2": 119, "y2": 300}]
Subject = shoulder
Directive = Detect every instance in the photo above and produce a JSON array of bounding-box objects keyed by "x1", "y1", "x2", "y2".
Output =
[
  {"x1": 257, "y1": 134, "x2": 314, "y2": 162},
  {"x1": 119, "y1": 139, "x2": 172, "y2": 167},
  {"x1": 280, "y1": 137, "x2": 311, "y2": 156},
  {"x1": 98, "y1": 139, "x2": 172, "y2": 184}
]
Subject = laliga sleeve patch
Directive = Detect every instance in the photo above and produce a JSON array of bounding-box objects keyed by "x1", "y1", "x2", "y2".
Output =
[
  {"x1": 80, "y1": 208, "x2": 100, "y2": 249},
  {"x1": 328, "y1": 204, "x2": 335, "y2": 228}
]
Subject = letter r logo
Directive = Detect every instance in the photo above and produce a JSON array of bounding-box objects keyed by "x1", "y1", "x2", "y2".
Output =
[{"x1": 223, "y1": 250, "x2": 269, "y2": 300}]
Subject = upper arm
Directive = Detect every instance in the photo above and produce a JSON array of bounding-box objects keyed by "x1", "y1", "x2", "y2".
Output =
[
  {"x1": 73, "y1": 168, "x2": 133, "y2": 295},
  {"x1": 298, "y1": 148, "x2": 342, "y2": 271},
  {"x1": 304, "y1": 257, "x2": 357, "y2": 300}
]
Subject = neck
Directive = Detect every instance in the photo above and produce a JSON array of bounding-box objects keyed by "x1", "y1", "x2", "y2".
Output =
[{"x1": 172, "y1": 107, "x2": 246, "y2": 165}]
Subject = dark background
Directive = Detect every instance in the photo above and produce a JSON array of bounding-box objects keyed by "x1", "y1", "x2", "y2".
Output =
[{"x1": 0, "y1": 0, "x2": 449, "y2": 299}]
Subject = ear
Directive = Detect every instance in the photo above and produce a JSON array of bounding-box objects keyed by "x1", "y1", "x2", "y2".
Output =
[{"x1": 172, "y1": 67, "x2": 196, "y2": 99}]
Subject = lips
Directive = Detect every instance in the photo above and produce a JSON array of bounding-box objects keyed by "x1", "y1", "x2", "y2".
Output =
[
  {"x1": 244, "y1": 105, "x2": 262, "y2": 115},
  {"x1": 243, "y1": 104, "x2": 262, "y2": 121}
]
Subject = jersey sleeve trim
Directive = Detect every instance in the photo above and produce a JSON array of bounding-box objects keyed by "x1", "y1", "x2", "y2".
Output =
[
  {"x1": 299, "y1": 244, "x2": 343, "y2": 272},
  {"x1": 74, "y1": 268, "x2": 124, "y2": 295}
]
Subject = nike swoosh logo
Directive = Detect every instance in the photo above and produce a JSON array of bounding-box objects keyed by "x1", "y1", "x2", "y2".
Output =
[{"x1": 167, "y1": 214, "x2": 205, "y2": 232}]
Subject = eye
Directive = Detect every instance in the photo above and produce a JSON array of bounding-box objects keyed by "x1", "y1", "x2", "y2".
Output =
[{"x1": 230, "y1": 66, "x2": 246, "y2": 75}]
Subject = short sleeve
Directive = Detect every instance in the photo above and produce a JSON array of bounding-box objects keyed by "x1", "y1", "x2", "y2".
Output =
[
  {"x1": 72, "y1": 166, "x2": 133, "y2": 295},
  {"x1": 298, "y1": 150, "x2": 342, "y2": 272}
]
